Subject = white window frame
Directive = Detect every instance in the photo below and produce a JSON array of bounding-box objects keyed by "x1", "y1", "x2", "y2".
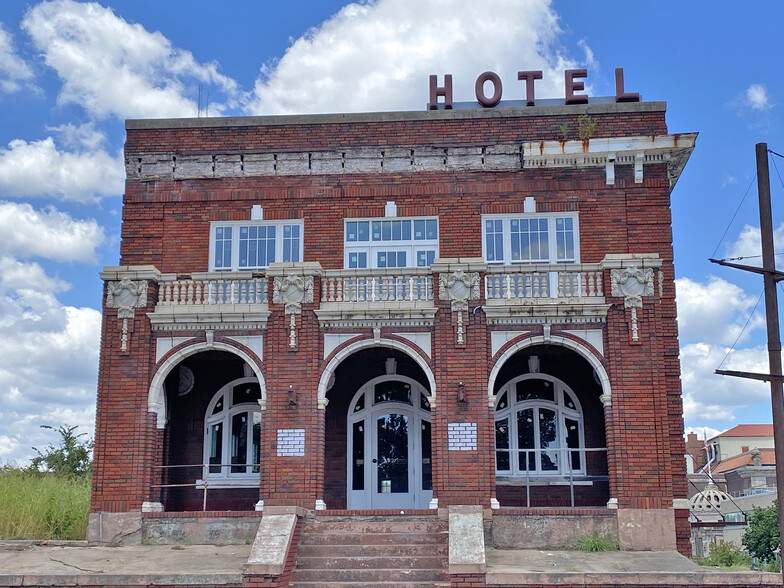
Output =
[
  {"x1": 494, "y1": 374, "x2": 585, "y2": 478},
  {"x1": 481, "y1": 212, "x2": 579, "y2": 265},
  {"x1": 344, "y1": 216, "x2": 439, "y2": 269},
  {"x1": 200, "y1": 377, "x2": 261, "y2": 488},
  {"x1": 209, "y1": 219, "x2": 304, "y2": 271}
]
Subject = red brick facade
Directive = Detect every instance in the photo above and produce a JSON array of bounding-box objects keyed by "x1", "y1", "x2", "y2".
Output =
[{"x1": 91, "y1": 102, "x2": 695, "y2": 552}]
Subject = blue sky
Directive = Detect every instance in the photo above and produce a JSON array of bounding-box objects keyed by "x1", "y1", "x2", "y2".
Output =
[{"x1": 0, "y1": 0, "x2": 781, "y2": 463}]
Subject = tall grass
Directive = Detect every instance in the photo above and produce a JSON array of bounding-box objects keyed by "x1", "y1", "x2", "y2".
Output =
[{"x1": 0, "y1": 468, "x2": 91, "y2": 540}]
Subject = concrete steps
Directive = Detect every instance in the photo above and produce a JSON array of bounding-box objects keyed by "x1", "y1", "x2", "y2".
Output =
[{"x1": 290, "y1": 516, "x2": 449, "y2": 588}]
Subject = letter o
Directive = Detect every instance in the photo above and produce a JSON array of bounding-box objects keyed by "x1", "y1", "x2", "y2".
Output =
[{"x1": 475, "y1": 71, "x2": 502, "y2": 107}]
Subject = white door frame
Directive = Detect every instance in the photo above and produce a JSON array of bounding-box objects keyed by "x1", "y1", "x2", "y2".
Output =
[{"x1": 347, "y1": 375, "x2": 432, "y2": 509}]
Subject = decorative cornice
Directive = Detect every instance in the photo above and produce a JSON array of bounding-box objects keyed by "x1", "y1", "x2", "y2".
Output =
[
  {"x1": 315, "y1": 308, "x2": 437, "y2": 330},
  {"x1": 483, "y1": 303, "x2": 611, "y2": 326},
  {"x1": 125, "y1": 133, "x2": 696, "y2": 188}
]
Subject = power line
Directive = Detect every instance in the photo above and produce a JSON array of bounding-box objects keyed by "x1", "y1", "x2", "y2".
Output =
[
  {"x1": 711, "y1": 174, "x2": 758, "y2": 259},
  {"x1": 716, "y1": 288, "x2": 764, "y2": 371}
]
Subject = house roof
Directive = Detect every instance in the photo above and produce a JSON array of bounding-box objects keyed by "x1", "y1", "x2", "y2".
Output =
[
  {"x1": 711, "y1": 448, "x2": 776, "y2": 474},
  {"x1": 711, "y1": 424, "x2": 774, "y2": 440}
]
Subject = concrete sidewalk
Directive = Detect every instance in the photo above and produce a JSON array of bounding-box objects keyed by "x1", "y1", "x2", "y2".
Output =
[
  {"x1": 0, "y1": 541, "x2": 249, "y2": 586},
  {"x1": 486, "y1": 548, "x2": 781, "y2": 585}
]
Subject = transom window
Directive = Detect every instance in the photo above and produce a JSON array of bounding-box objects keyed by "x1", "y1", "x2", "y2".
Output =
[
  {"x1": 494, "y1": 374, "x2": 584, "y2": 477},
  {"x1": 202, "y1": 377, "x2": 261, "y2": 486},
  {"x1": 344, "y1": 217, "x2": 438, "y2": 269},
  {"x1": 482, "y1": 213, "x2": 578, "y2": 264},
  {"x1": 210, "y1": 220, "x2": 303, "y2": 271}
]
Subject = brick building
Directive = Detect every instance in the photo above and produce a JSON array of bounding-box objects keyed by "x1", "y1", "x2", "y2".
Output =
[{"x1": 89, "y1": 90, "x2": 696, "y2": 555}]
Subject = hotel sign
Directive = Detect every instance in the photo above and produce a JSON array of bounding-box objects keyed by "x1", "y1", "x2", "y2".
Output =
[{"x1": 428, "y1": 67, "x2": 639, "y2": 109}]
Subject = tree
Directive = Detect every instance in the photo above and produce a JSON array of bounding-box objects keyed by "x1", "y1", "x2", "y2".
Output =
[
  {"x1": 29, "y1": 425, "x2": 92, "y2": 477},
  {"x1": 743, "y1": 500, "x2": 780, "y2": 564}
]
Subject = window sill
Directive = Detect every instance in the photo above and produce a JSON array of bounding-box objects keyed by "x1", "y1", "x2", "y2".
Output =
[{"x1": 496, "y1": 475, "x2": 609, "y2": 486}]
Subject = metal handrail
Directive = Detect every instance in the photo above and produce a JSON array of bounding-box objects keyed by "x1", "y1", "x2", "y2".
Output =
[{"x1": 494, "y1": 446, "x2": 608, "y2": 508}]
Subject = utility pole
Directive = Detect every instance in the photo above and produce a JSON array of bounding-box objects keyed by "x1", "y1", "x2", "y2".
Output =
[{"x1": 711, "y1": 143, "x2": 784, "y2": 582}]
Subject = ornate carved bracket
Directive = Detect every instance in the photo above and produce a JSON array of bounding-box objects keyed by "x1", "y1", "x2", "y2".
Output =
[
  {"x1": 438, "y1": 270, "x2": 480, "y2": 344},
  {"x1": 610, "y1": 266, "x2": 654, "y2": 342},
  {"x1": 106, "y1": 278, "x2": 149, "y2": 351},
  {"x1": 273, "y1": 274, "x2": 314, "y2": 348}
]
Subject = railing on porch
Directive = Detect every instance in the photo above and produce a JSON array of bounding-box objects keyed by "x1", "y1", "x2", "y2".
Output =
[
  {"x1": 321, "y1": 268, "x2": 434, "y2": 303},
  {"x1": 152, "y1": 463, "x2": 261, "y2": 511},
  {"x1": 157, "y1": 273, "x2": 268, "y2": 306},
  {"x1": 485, "y1": 263, "x2": 604, "y2": 302},
  {"x1": 496, "y1": 446, "x2": 608, "y2": 508}
]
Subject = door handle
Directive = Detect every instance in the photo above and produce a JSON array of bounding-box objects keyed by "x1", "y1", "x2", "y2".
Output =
[{"x1": 372, "y1": 459, "x2": 377, "y2": 463}]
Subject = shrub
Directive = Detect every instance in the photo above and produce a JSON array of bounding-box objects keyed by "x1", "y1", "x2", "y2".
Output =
[
  {"x1": 697, "y1": 541, "x2": 751, "y2": 569},
  {"x1": 743, "y1": 501, "x2": 779, "y2": 563}
]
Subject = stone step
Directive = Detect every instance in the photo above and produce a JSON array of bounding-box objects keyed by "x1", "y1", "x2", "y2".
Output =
[
  {"x1": 297, "y1": 543, "x2": 448, "y2": 557},
  {"x1": 304, "y1": 520, "x2": 446, "y2": 535},
  {"x1": 300, "y1": 531, "x2": 448, "y2": 545},
  {"x1": 295, "y1": 555, "x2": 446, "y2": 570},
  {"x1": 290, "y1": 583, "x2": 449, "y2": 588},
  {"x1": 290, "y1": 568, "x2": 449, "y2": 583}
]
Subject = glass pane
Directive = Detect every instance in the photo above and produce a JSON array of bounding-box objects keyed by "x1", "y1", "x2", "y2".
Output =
[
  {"x1": 420, "y1": 393, "x2": 431, "y2": 412},
  {"x1": 354, "y1": 392, "x2": 365, "y2": 412},
  {"x1": 495, "y1": 418, "x2": 510, "y2": 471},
  {"x1": 352, "y1": 421, "x2": 365, "y2": 490},
  {"x1": 392, "y1": 220, "x2": 402, "y2": 240},
  {"x1": 358, "y1": 221, "x2": 369, "y2": 241},
  {"x1": 374, "y1": 380, "x2": 412, "y2": 404},
  {"x1": 426, "y1": 219, "x2": 437, "y2": 240},
  {"x1": 517, "y1": 408, "x2": 534, "y2": 471},
  {"x1": 252, "y1": 412, "x2": 261, "y2": 473},
  {"x1": 495, "y1": 391, "x2": 508, "y2": 411},
  {"x1": 564, "y1": 391, "x2": 577, "y2": 410},
  {"x1": 231, "y1": 412, "x2": 248, "y2": 473},
  {"x1": 346, "y1": 222, "x2": 357, "y2": 242},
  {"x1": 414, "y1": 219, "x2": 425, "y2": 239},
  {"x1": 377, "y1": 413, "x2": 409, "y2": 493},
  {"x1": 565, "y1": 417, "x2": 580, "y2": 471},
  {"x1": 233, "y1": 383, "x2": 261, "y2": 406},
  {"x1": 212, "y1": 394, "x2": 224, "y2": 415},
  {"x1": 402, "y1": 220, "x2": 411, "y2": 241},
  {"x1": 539, "y1": 408, "x2": 558, "y2": 471},
  {"x1": 382, "y1": 221, "x2": 392, "y2": 241},
  {"x1": 372, "y1": 221, "x2": 382, "y2": 241},
  {"x1": 421, "y1": 420, "x2": 432, "y2": 491},
  {"x1": 516, "y1": 379, "x2": 555, "y2": 402},
  {"x1": 209, "y1": 423, "x2": 222, "y2": 474}
]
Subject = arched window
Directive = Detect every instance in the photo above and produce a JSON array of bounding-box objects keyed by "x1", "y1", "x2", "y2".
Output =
[
  {"x1": 202, "y1": 377, "x2": 261, "y2": 486},
  {"x1": 494, "y1": 374, "x2": 584, "y2": 477}
]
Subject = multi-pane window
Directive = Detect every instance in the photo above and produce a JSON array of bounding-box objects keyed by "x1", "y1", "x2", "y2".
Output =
[
  {"x1": 344, "y1": 217, "x2": 438, "y2": 269},
  {"x1": 482, "y1": 213, "x2": 578, "y2": 264},
  {"x1": 203, "y1": 378, "x2": 262, "y2": 486},
  {"x1": 210, "y1": 220, "x2": 303, "y2": 271},
  {"x1": 494, "y1": 374, "x2": 584, "y2": 477}
]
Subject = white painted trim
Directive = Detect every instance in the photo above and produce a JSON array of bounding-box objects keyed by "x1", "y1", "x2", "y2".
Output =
[
  {"x1": 148, "y1": 340, "x2": 266, "y2": 428},
  {"x1": 317, "y1": 337, "x2": 436, "y2": 405},
  {"x1": 487, "y1": 334, "x2": 610, "y2": 408}
]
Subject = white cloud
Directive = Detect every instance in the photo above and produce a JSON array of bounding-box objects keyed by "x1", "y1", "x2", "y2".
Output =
[
  {"x1": 0, "y1": 22, "x2": 34, "y2": 93},
  {"x1": 22, "y1": 0, "x2": 238, "y2": 120},
  {"x1": 745, "y1": 83, "x2": 771, "y2": 111},
  {"x1": 675, "y1": 276, "x2": 764, "y2": 346},
  {"x1": 0, "y1": 202, "x2": 105, "y2": 263},
  {"x1": 0, "y1": 258, "x2": 100, "y2": 465},
  {"x1": 680, "y1": 342, "x2": 770, "y2": 424},
  {"x1": 684, "y1": 426, "x2": 721, "y2": 442},
  {"x1": 724, "y1": 222, "x2": 784, "y2": 266},
  {"x1": 247, "y1": 0, "x2": 580, "y2": 115},
  {"x1": 0, "y1": 134, "x2": 123, "y2": 202}
]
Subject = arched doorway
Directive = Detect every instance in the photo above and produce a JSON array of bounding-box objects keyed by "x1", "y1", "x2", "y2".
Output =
[
  {"x1": 322, "y1": 345, "x2": 434, "y2": 510},
  {"x1": 347, "y1": 375, "x2": 432, "y2": 509}
]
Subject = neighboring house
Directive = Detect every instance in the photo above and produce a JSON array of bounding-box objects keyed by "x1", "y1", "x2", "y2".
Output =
[
  {"x1": 88, "y1": 83, "x2": 696, "y2": 555},
  {"x1": 707, "y1": 424, "x2": 774, "y2": 465}
]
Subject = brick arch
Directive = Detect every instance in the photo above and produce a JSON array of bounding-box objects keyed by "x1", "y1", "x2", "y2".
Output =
[
  {"x1": 147, "y1": 341, "x2": 266, "y2": 429},
  {"x1": 318, "y1": 337, "x2": 436, "y2": 406},
  {"x1": 488, "y1": 333, "x2": 611, "y2": 409}
]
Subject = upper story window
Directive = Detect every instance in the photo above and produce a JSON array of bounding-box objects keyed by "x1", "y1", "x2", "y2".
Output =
[
  {"x1": 344, "y1": 217, "x2": 439, "y2": 269},
  {"x1": 482, "y1": 213, "x2": 578, "y2": 264},
  {"x1": 210, "y1": 220, "x2": 303, "y2": 271}
]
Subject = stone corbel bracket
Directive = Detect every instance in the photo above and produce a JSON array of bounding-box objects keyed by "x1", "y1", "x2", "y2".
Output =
[
  {"x1": 435, "y1": 260, "x2": 483, "y2": 345},
  {"x1": 269, "y1": 263, "x2": 322, "y2": 349},
  {"x1": 609, "y1": 264, "x2": 655, "y2": 342},
  {"x1": 102, "y1": 266, "x2": 160, "y2": 352}
]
